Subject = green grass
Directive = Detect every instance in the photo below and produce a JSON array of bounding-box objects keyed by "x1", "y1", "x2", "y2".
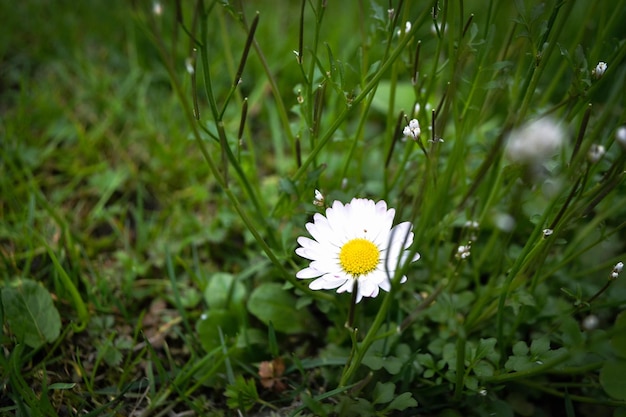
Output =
[{"x1": 1, "y1": 0, "x2": 626, "y2": 416}]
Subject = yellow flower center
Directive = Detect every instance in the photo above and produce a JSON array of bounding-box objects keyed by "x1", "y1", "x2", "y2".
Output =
[{"x1": 339, "y1": 238, "x2": 380, "y2": 277}]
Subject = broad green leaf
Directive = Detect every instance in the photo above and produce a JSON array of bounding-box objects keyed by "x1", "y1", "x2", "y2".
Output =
[
  {"x1": 372, "y1": 381, "x2": 395, "y2": 405},
  {"x1": 473, "y1": 360, "x2": 495, "y2": 377},
  {"x1": 385, "y1": 392, "x2": 417, "y2": 412},
  {"x1": 204, "y1": 273, "x2": 246, "y2": 310},
  {"x1": 371, "y1": 81, "x2": 415, "y2": 114},
  {"x1": 247, "y1": 283, "x2": 315, "y2": 334},
  {"x1": 196, "y1": 309, "x2": 239, "y2": 352},
  {"x1": 363, "y1": 354, "x2": 384, "y2": 371},
  {"x1": 2, "y1": 279, "x2": 61, "y2": 348},
  {"x1": 600, "y1": 359, "x2": 626, "y2": 400},
  {"x1": 530, "y1": 336, "x2": 550, "y2": 356},
  {"x1": 505, "y1": 355, "x2": 533, "y2": 372},
  {"x1": 611, "y1": 311, "x2": 626, "y2": 359},
  {"x1": 512, "y1": 341, "x2": 529, "y2": 356},
  {"x1": 382, "y1": 356, "x2": 404, "y2": 375}
]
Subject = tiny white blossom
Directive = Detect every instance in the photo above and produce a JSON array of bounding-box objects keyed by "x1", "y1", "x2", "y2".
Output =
[
  {"x1": 616, "y1": 126, "x2": 626, "y2": 150},
  {"x1": 456, "y1": 244, "x2": 471, "y2": 260},
  {"x1": 592, "y1": 61, "x2": 607, "y2": 79},
  {"x1": 185, "y1": 57, "x2": 195, "y2": 74},
  {"x1": 152, "y1": 1, "x2": 163, "y2": 16},
  {"x1": 403, "y1": 119, "x2": 421, "y2": 140},
  {"x1": 610, "y1": 262, "x2": 623, "y2": 279},
  {"x1": 543, "y1": 229, "x2": 553, "y2": 237},
  {"x1": 504, "y1": 117, "x2": 565, "y2": 164},
  {"x1": 464, "y1": 220, "x2": 479, "y2": 229},
  {"x1": 313, "y1": 189, "x2": 325, "y2": 206},
  {"x1": 587, "y1": 144, "x2": 605, "y2": 163},
  {"x1": 582, "y1": 314, "x2": 599, "y2": 331},
  {"x1": 397, "y1": 21, "x2": 412, "y2": 36}
]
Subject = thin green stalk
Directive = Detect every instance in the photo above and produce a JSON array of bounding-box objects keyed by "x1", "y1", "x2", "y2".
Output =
[
  {"x1": 43, "y1": 242, "x2": 89, "y2": 333},
  {"x1": 515, "y1": 0, "x2": 573, "y2": 123},
  {"x1": 147, "y1": 7, "x2": 333, "y2": 302}
]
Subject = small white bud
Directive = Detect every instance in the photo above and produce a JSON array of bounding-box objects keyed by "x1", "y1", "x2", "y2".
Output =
[
  {"x1": 592, "y1": 61, "x2": 607, "y2": 79},
  {"x1": 587, "y1": 144, "x2": 605, "y2": 163},
  {"x1": 185, "y1": 57, "x2": 195, "y2": 74},
  {"x1": 456, "y1": 244, "x2": 471, "y2": 260},
  {"x1": 543, "y1": 229, "x2": 553, "y2": 237},
  {"x1": 582, "y1": 314, "x2": 599, "y2": 331},
  {"x1": 611, "y1": 261, "x2": 624, "y2": 280},
  {"x1": 403, "y1": 119, "x2": 421, "y2": 140},
  {"x1": 397, "y1": 21, "x2": 412, "y2": 36},
  {"x1": 616, "y1": 126, "x2": 626, "y2": 150},
  {"x1": 313, "y1": 189, "x2": 325, "y2": 206},
  {"x1": 464, "y1": 220, "x2": 479, "y2": 229}
]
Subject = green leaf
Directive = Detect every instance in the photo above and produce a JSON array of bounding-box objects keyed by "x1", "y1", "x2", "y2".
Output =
[
  {"x1": 504, "y1": 355, "x2": 533, "y2": 372},
  {"x1": 600, "y1": 359, "x2": 626, "y2": 400},
  {"x1": 204, "y1": 273, "x2": 246, "y2": 310},
  {"x1": 362, "y1": 354, "x2": 384, "y2": 370},
  {"x1": 384, "y1": 392, "x2": 417, "y2": 412},
  {"x1": 530, "y1": 336, "x2": 550, "y2": 356},
  {"x1": 382, "y1": 356, "x2": 404, "y2": 375},
  {"x1": 372, "y1": 381, "x2": 395, "y2": 405},
  {"x1": 512, "y1": 341, "x2": 529, "y2": 356},
  {"x1": 2, "y1": 279, "x2": 62, "y2": 348},
  {"x1": 473, "y1": 360, "x2": 495, "y2": 377},
  {"x1": 611, "y1": 311, "x2": 626, "y2": 359},
  {"x1": 224, "y1": 375, "x2": 258, "y2": 411},
  {"x1": 48, "y1": 382, "x2": 76, "y2": 390},
  {"x1": 196, "y1": 309, "x2": 240, "y2": 352},
  {"x1": 247, "y1": 283, "x2": 315, "y2": 334}
]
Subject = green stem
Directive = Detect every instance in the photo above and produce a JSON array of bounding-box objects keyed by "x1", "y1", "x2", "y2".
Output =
[{"x1": 43, "y1": 242, "x2": 89, "y2": 332}]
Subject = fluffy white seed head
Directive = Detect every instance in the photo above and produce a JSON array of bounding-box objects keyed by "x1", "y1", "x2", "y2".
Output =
[{"x1": 504, "y1": 117, "x2": 565, "y2": 164}]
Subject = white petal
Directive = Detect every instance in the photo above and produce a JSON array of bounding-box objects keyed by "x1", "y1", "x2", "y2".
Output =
[
  {"x1": 296, "y1": 267, "x2": 323, "y2": 279},
  {"x1": 358, "y1": 278, "x2": 380, "y2": 299},
  {"x1": 310, "y1": 258, "x2": 342, "y2": 275},
  {"x1": 310, "y1": 274, "x2": 349, "y2": 290},
  {"x1": 336, "y1": 279, "x2": 356, "y2": 294}
]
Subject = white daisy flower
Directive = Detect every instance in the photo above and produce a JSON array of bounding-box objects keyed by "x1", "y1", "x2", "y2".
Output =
[{"x1": 295, "y1": 198, "x2": 420, "y2": 303}]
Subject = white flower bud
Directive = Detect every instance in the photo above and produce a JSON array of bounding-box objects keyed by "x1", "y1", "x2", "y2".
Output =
[
  {"x1": 587, "y1": 144, "x2": 605, "y2": 163},
  {"x1": 616, "y1": 126, "x2": 626, "y2": 150},
  {"x1": 592, "y1": 61, "x2": 607, "y2": 79},
  {"x1": 403, "y1": 119, "x2": 421, "y2": 140}
]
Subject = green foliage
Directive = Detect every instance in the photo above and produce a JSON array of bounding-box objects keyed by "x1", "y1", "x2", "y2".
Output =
[
  {"x1": 1, "y1": 279, "x2": 61, "y2": 349},
  {"x1": 224, "y1": 375, "x2": 259, "y2": 411},
  {"x1": 1, "y1": 0, "x2": 626, "y2": 415},
  {"x1": 247, "y1": 282, "x2": 317, "y2": 334}
]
